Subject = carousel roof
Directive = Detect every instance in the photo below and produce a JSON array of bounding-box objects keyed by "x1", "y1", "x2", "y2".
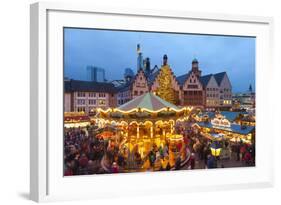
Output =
[{"x1": 117, "y1": 92, "x2": 181, "y2": 112}]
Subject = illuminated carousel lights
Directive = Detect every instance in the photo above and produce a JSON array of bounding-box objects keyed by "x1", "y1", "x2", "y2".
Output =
[{"x1": 96, "y1": 106, "x2": 193, "y2": 114}]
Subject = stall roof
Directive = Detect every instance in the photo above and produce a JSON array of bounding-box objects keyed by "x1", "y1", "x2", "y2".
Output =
[
  {"x1": 197, "y1": 122, "x2": 255, "y2": 135},
  {"x1": 199, "y1": 111, "x2": 247, "y2": 122}
]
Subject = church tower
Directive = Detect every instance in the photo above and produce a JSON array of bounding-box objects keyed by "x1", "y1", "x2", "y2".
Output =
[
  {"x1": 191, "y1": 58, "x2": 202, "y2": 78},
  {"x1": 144, "y1": 57, "x2": 151, "y2": 74}
]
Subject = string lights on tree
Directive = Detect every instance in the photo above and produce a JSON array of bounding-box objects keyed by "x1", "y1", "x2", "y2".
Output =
[{"x1": 156, "y1": 55, "x2": 176, "y2": 104}]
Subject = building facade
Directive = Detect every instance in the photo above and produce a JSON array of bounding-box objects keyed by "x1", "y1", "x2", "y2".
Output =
[
  {"x1": 213, "y1": 72, "x2": 232, "y2": 108},
  {"x1": 114, "y1": 44, "x2": 233, "y2": 110},
  {"x1": 64, "y1": 79, "x2": 117, "y2": 114},
  {"x1": 65, "y1": 44, "x2": 233, "y2": 112},
  {"x1": 177, "y1": 59, "x2": 204, "y2": 107},
  {"x1": 132, "y1": 69, "x2": 150, "y2": 98},
  {"x1": 200, "y1": 74, "x2": 220, "y2": 109},
  {"x1": 232, "y1": 85, "x2": 255, "y2": 110}
]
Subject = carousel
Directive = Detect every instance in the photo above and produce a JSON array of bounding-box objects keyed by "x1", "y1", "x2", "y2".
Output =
[{"x1": 94, "y1": 92, "x2": 193, "y2": 172}]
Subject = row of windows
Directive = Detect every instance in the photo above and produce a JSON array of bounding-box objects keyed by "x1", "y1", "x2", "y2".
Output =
[
  {"x1": 206, "y1": 100, "x2": 220, "y2": 105},
  {"x1": 223, "y1": 94, "x2": 232, "y2": 98},
  {"x1": 206, "y1": 94, "x2": 219, "y2": 98},
  {"x1": 77, "y1": 107, "x2": 86, "y2": 112},
  {"x1": 77, "y1": 92, "x2": 107, "y2": 98},
  {"x1": 136, "y1": 82, "x2": 146, "y2": 87},
  {"x1": 118, "y1": 92, "x2": 130, "y2": 98},
  {"x1": 207, "y1": 88, "x2": 219, "y2": 91},
  {"x1": 223, "y1": 88, "x2": 231, "y2": 92},
  {"x1": 184, "y1": 99, "x2": 203, "y2": 105},
  {"x1": 77, "y1": 99, "x2": 85, "y2": 105},
  {"x1": 219, "y1": 94, "x2": 232, "y2": 98},
  {"x1": 187, "y1": 84, "x2": 198, "y2": 89},
  {"x1": 134, "y1": 90, "x2": 147, "y2": 96},
  {"x1": 76, "y1": 103, "x2": 108, "y2": 113},
  {"x1": 223, "y1": 100, "x2": 232, "y2": 105},
  {"x1": 77, "y1": 99, "x2": 106, "y2": 106},
  {"x1": 118, "y1": 99, "x2": 130, "y2": 105},
  {"x1": 189, "y1": 78, "x2": 197, "y2": 83},
  {"x1": 184, "y1": 91, "x2": 203, "y2": 96}
]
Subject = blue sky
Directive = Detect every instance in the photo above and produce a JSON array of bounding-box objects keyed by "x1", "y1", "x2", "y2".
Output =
[{"x1": 64, "y1": 28, "x2": 255, "y2": 93}]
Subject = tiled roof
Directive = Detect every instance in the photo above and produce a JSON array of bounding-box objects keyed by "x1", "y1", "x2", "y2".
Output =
[
  {"x1": 199, "y1": 74, "x2": 213, "y2": 88},
  {"x1": 64, "y1": 80, "x2": 71, "y2": 92},
  {"x1": 197, "y1": 122, "x2": 255, "y2": 135},
  {"x1": 176, "y1": 71, "x2": 191, "y2": 86},
  {"x1": 64, "y1": 79, "x2": 117, "y2": 93},
  {"x1": 213, "y1": 72, "x2": 226, "y2": 86},
  {"x1": 147, "y1": 69, "x2": 160, "y2": 85},
  {"x1": 116, "y1": 81, "x2": 132, "y2": 92}
]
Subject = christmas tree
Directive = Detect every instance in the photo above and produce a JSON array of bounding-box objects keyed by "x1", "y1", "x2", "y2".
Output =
[{"x1": 156, "y1": 64, "x2": 176, "y2": 104}]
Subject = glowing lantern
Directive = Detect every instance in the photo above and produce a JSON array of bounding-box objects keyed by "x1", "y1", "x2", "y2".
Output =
[{"x1": 210, "y1": 141, "x2": 222, "y2": 157}]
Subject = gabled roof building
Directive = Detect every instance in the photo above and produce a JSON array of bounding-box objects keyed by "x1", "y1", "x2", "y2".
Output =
[
  {"x1": 64, "y1": 44, "x2": 233, "y2": 112},
  {"x1": 64, "y1": 79, "x2": 117, "y2": 113},
  {"x1": 115, "y1": 44, "x2": 232, "y2": 109}
]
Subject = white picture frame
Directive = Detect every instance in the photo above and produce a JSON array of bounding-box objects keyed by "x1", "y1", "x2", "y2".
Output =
[{"x1": 30, "y1": 2, "x2": 274, "y2": 202}]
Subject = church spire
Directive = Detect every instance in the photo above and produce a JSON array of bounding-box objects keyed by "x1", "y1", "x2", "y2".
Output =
[
  {"x1": 163, "y1": 54, "x2": 168, "y2": 66},
  {"x1": 137, "y1": 44, "x2": 143, "y2": 71}
]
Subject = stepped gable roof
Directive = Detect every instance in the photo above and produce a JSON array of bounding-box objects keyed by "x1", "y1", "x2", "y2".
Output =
[
  {"x1": 213, "y1": 72, "x2": 226, "y2": 86},
  {"x1": 117, "y1": 92, "x2": 180, "y2": 112},
  {"x1": 64, "y1": 79, "x2": 117, "y2": 93}
]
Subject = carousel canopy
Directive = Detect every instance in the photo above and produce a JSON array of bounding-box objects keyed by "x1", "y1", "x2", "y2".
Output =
[{"x1": 117, "y1": 92, "x2": 181, "y2": 112}]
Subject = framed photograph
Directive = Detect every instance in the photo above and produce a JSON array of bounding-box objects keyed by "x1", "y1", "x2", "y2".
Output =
[{"x1": 30, "y1": 2, "x2": 274, "y2": 202}]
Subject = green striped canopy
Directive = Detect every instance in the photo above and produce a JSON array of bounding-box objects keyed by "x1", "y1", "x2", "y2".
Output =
[{"x1": 117, "y1": 92, "x2": 180, "y2": 112}]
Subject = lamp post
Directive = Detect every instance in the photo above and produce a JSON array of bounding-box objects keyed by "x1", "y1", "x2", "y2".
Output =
[{"x1": 210, "y1": 141, "x2": 222, "y2": 168}]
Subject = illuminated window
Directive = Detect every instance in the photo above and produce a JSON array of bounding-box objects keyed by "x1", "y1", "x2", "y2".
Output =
[
  {"x1": 99, "y1": 100, "x2": 106, "y2": 106},
  {"x1": 77, "y1": 107, "x2": 85, "y2": 112}
]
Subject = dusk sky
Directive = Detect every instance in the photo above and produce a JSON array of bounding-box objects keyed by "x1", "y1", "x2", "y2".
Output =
[{"x1": 64, "y1": 28, "x2": 255, "y2": 93}]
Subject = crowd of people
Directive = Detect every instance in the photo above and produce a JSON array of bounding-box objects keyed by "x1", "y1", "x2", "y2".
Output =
[
  {"x1": 64, "y1": 123, "x2": 255, "y2": 176},
  {"x1": 182, "y1": 128, "x2": 255, "y2": 169},
  {"x1": 64, "y1": 127, "x2": 106, "y2": 175},
  {"x1": 64, "y1": 126, "x2": 188, "y2": 175}
]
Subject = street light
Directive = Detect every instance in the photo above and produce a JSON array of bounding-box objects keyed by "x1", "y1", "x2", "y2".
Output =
[
  {"x1": 210, "y1": 141, "x2": 222, "y2": 157},
  {"x1": 210, "y1": 141, "x2": 222, "y2": 168}
]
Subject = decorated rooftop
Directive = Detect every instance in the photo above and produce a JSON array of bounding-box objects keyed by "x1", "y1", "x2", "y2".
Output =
[{"x1": 197, "y1": 122, "x2": 255, "y2": 135}]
